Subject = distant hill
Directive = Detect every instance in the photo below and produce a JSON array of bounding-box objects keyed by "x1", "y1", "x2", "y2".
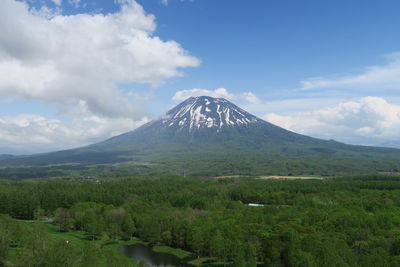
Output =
[
  {"x1": 1, "y1": 96, "x2": 400, "y2": 176},
  {"x1": 0, "y1": 154, "x2": 14, "y2": 160}
]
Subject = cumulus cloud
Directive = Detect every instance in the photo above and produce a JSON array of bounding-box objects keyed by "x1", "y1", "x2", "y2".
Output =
[
  {"x1": 301, "y1": 52, "x2": 400, "y2": 90},
  {"x1": 0, "y1": 0, "x2": 200, "y2": 118},
  {"x1": 161, "y1": 0, "x2": 168, "y2": 6},
  {"x1": 0, "y1": 0, "x2": 200, "y2": 153},
  {"x1": 172, "y1": 88, "x2": 262, "y2": 104},
  {"x1": 173, "y1": 88, "x2": 234, "y2": 101},
  {"x1": 241, "y1": 92, "x2": 263, "y2": 104},
  {"x1": 51, "y1": 0, "x2": 62, "y2": 6},
  {"x1": 0, "y1": 112, "x2": 149, "y2": 154},
  {"x1": 264, "y1": 97, "x2": 400, "y2": 147}
]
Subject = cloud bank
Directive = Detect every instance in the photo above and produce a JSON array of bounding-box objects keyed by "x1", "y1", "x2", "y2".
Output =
[
  {"x1": 265, "y1": 97, "x2": 400, "y2": 147},
  {"x1": 0, "y1": 0, "x2": 199, "y2": 153},
  {"x1": 0, "y1": 0, "x2": 199, "y2": 117},
  {"x1": 0, "y1": 113, "x2": 149, "y2": 154},
  {"x1": 173, "y1": 88, "x2": 262, "y2": 104}
]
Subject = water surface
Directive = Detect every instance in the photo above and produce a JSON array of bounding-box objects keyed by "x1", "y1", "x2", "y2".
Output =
[{"x1": 120, "y1": 243, "x2": 193, "y2": 267}]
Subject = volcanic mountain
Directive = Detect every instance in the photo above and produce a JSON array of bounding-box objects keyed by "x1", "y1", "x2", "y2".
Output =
[
  {"x1": 1, "y1": 96, "x2": 400, "y2": 175},
  {"x1": 95, "y1": 96, "x2": 317, "y2": 147}
]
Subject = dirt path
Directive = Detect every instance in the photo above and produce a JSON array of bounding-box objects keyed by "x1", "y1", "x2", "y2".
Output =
[{"x1": 213, "y1": 175, "x2": 242, "y2": 179}]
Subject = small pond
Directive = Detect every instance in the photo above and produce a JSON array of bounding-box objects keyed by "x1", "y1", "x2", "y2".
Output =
[{"x1": 120, "y1": 244, "x2": 193, "y2": 267}]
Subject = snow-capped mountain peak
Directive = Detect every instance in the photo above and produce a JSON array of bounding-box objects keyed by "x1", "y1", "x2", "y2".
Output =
[{"x1": 162, "y1": 96, "x2": 259, "y2": 132}]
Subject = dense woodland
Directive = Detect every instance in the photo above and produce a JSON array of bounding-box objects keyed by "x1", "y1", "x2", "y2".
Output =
[{"x1": 1, "y1": 175, "x2": 400, "y2": 266}]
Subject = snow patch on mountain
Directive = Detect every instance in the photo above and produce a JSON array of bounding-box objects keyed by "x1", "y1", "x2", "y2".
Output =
[{"x1": 163, "y1": 96, "x2": 259, "y2": 132}]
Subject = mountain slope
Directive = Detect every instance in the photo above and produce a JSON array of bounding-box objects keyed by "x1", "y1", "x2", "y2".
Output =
[
  {"x1": 92, "y1": 96, "x2": 318, "y2": 151},
  {"x1": 1, "y1": 96, "x2": 400, "y2": 176},
  {"x1": 89, "y1": 96, "x2": 400, "y2": 157}
]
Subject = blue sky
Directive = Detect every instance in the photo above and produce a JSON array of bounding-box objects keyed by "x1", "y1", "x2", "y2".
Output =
[
  {"x1": 131, "y1": 0, "x2": 400, "y2": 111},
  {"x1": 1, "y1": 0, "x2": 400, "y2": 153}
]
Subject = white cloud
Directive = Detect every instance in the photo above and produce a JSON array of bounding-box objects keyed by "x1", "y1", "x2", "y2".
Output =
[
  {"x1": 0, "y1": 0, "x2": 200, "y2": 118},
  {"x1": 0, "y1": 112, "x2": 149, "y2": 154},
  {"x1": 0, "y1": 0, "x2": 200, "y2": 153},
  {"x1": 241, "y1": 92, "x2": 263, "y2": 104},
  {"x1": 51, "y1": 0, "x2": 62, "y2": 6},
  {"x1": 172, "y1": 88, "x2": 262, "y2": 104},
  {"x1": 173, "y1": 88, "x2": 233, "y2": 101},
  {"x1": 301, "y1": 52, "x2": 400, "y2": 90},
  {"x1": 264, "y1": 97, "x2": 400, "y2": 147},
  {"x1": 161, "y1": 0, "x2": 168, "y2": 6}
]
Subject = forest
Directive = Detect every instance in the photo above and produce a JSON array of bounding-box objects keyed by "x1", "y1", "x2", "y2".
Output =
[{"x1": 1, "y1": 174, "x2": 400, "y2": 266}]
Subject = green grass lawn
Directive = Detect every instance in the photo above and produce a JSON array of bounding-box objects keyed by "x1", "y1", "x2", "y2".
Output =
[
  {"x1": 187, "y1": 257, "x2": 216, "y2": 266},
  {"x1": 152, "y1": 245, "x2": 192, "y2": 259}
]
